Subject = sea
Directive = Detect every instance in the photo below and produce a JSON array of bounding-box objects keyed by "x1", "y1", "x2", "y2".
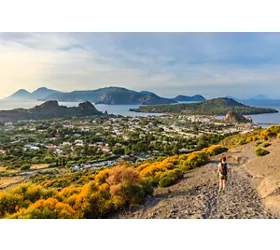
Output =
[
  {"x1": 0, "y1": 100, "x2": 161, "y2": 117},
  {"x1": 1, "y1": 99, "x2": 280, "y2": 125}
]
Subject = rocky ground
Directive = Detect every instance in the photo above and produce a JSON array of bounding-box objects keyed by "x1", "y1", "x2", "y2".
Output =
[{"x1": 112, "y1": 140, "x2": 280, "y2": 219}]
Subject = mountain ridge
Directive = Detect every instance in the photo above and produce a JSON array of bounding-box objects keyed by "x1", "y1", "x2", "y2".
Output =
[
  {"x1": 41, "y1": 86, "x2": 178, "y2": 105},
  {"x1": 6, "y1": 86, "x2": 208, "y2": 105}
]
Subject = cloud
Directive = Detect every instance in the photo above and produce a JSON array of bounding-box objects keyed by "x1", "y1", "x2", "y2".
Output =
[{"x1": 1, "y1": 32, "x2": 280, "y2": 99}]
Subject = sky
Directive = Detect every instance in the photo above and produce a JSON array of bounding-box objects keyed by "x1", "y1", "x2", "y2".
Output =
[{"x1": 1, "y1": 32, "x2": 280, "y2": 99}]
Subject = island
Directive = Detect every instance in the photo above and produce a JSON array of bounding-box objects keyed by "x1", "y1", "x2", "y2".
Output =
[
  {"x1": 0, "y1": 101, "x2": 103, "y2": 123},
  {"x1": 172, "y1": 94, "x2": 206, "y2": 102},
  {"x1": 129, "y1": 97, "x2": 279, "y2": 115}
]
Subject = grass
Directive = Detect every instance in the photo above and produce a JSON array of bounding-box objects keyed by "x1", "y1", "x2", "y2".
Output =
[
  {"x1": 30, "y1": 164, "x2": 49, "y2": 170},
  {"x1": 0, "y1": 176, "x2": 25, "y2": 189}
]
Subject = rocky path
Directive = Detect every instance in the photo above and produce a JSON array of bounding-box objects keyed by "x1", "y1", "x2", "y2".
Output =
[{"x1": 112, "y1": 152, "x2": 277, "y2": 219}]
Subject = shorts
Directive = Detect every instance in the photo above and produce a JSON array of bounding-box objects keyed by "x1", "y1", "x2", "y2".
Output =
[{"x1": 219, "y1": 175, "x2": 227, "y2": 181}]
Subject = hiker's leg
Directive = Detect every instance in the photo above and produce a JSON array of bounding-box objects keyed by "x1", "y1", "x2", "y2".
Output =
[
  {"x1": 219, "y1": 179, "x2": 223, "y2": 191},
  {"x1": 222, "y1": 180, "x2": 226, "y2": 191}
]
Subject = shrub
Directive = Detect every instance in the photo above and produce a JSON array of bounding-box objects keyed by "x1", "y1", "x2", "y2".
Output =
[
  {"x1": 140, "y1": 180, "x2": 153, "y2": 196},
  {"x1": 94, "y1": 169, "x2": 110, "y2": 185},
  {"x1": 0, "y1": 192, "x2": 23, "y2": 218},
  {"x1": 261, "y1": 142, "x2": 271, "y2": 148},
  {"x1": 107, "y1": 166, "x2": 141, "y2": 186},
  {"x1": 261, "y1": 126, "x2": 280, "y2": 139},
  {"x1": 186, "y1": 152, "x2": 208, "y2": 169},
  {"x1": 254, "y1": 141, "x2": 262, "y2": 147},
  {"x1": 58, "y1": 185, "x2": 81, "y2": 199},
  {"x1": 238, "y1": 139, "x2": 247, "y2": 145},
  {"x1": 159, "y1": 168, "x2": 183, "y2": 188},
  {"x1": 9, "y1": 198, "x2": 78, "y2": 219},
  {"x1": 255, "y1": 148, "x2": 270, "y2": 157},
  {"x1": 139, "y1": 161, "x2": 176, "y2": 178},
  {"x1": 203, "y1": 145, "x2": 228, "y2": 156},
  {"x1": 20, "y1": 164, "x2": 31, "y2": 171},
  {"x1": 107, "y1": 166, "x2": 146, "y2": 209},
  {"x1": 179, "y1": 160, "x2": 192, "y2": 172}
]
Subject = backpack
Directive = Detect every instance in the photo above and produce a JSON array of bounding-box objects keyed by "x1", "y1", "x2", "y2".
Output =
[{"x1": 221, "y1": 162, "x2": 228, "y2": 176}]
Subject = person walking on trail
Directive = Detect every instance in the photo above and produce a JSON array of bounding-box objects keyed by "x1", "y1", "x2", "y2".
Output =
[{"x1": 218, "y1": 156, "x2": 231, "y2": 193}]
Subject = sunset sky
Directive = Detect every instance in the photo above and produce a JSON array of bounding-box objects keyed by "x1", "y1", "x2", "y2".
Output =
[{"x1": 1, "y1": 32, "x2": 280, "y2": 99}]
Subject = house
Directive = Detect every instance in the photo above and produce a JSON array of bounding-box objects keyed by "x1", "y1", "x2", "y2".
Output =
[
  {"x1": 62, "y1": 142, "x2": 71, "y2": 146},
  {"x1": 24, "y1": 145, "x2": 40, "y2": 150},
  {"x1": 82, "y1": 164, "x2": 92, "y2": 169},
  {"x1": 55, "y1": 149, "x2": 64, "y2": 155},
  {"x1": 73, "y1": 166, "x2": 80, "y2": 171}
]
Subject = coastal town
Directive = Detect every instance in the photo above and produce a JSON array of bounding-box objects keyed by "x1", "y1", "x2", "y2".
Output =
[{"x1": 0, "y1": 113, "x2": 256, "y2": 185}]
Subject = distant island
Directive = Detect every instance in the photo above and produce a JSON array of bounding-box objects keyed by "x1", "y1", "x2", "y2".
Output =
[
  {"x1": 6, "y1": 87, "x2": 62, "y2": 100},
  {"x1": 130, "y1": 97, "x2": 279, "y2": 115},
  {"x1": 5, "y1": 86, "x2": 206, "y2": 105},
  {"x1": 0, "y1": 101, "x2": 103, "y2": 123},
  {"x1": 172, "y1": 95, "x2": 206, "y2": 102}
]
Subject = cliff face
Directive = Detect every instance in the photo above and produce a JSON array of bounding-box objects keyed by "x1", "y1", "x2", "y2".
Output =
[{"x1": 223, "y1": 111, "x2": 252, "y2": 123}]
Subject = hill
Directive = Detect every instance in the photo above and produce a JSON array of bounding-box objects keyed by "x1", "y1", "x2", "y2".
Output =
[
  {"x1": 30, "y1": 87, "x2": 62, "y2": 100},
  {"x1": 42, "y1": 86, "x2": 177, "y2": 105},
  {"x1": 6, "y1": 87, "x2": 62, "y2": 100},
  {"x1": 173, "y1": 95, "x2": 206, "y2": 102},
  {"x1": 6, "y1": 89, "x2": 31, "y2": 100},
  {"x1": 113, "y1": 141, "x2": 278, "y2": 219},
  {"x1": 130, "y1": 97, "x2": 279, "y2": 115},
  {"x1": 0, "y1": 101, "x2": 102, "y2": 122}
]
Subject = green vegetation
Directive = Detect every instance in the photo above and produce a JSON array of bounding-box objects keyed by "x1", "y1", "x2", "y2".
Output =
[
  {"x1": 0, "y1": 115, "x2": 231, "y2": 171},
  {"x1": 159, "y1": 169, "x2": 184, "y2": 188},
  {"x1": 0, "y1": 142, "x2": 228, "y2": 218},
  {"x1": 255, "y1": 141, "x2": 262, "y2": 147},
  {"x1": 261, "y1": 142, "x2": 271, "y2": 148},
  {"x1": 221, "y1": 130, "x2": 262, "y2": 148},
  {"x1": 221, "y1": 125, "x2": 280, "y2": 150},
  {"x1": 0, "y1": 165, "x2": 153, "y2": 219},
  {"x1": 131, "y1": 97, "x2": 278, "y2": 115},
  {"x1": 255, "y1": 148, "x2": 270, "y2": 157},
  {"x1": 20, "y1": 164, "x2": 31, "y2": 171}
]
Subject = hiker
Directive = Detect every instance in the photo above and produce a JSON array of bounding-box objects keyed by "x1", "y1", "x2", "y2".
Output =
[{"x1": 218, "y1": 156, "x2": 231, "y2": 193}]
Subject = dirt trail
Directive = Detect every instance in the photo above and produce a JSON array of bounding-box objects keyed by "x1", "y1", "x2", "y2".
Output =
[{"x1": 113, "y1": 142, "x2": 279, "y2": 219}]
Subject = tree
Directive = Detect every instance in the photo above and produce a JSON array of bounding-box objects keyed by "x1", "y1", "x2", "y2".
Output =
[
  {"x1": 172, "y1": 145, "x2": 179, "y2": 155},
  {"x1": 112, "y1": 147, "x2": 125, "y2": 155}
]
